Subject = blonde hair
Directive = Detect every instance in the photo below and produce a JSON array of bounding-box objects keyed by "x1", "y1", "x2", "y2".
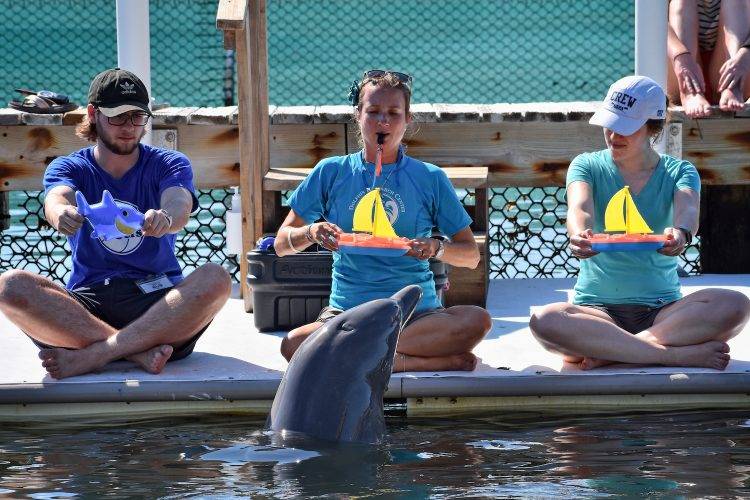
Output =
[{"x1": 75, "y1": 114, "x2": 98, "y2": 142}]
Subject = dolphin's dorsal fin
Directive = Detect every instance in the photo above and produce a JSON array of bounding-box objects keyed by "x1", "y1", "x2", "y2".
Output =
[
  {"x1": 75, "y1": 191, "x2": 91, "y2": 216},
  {"x1": 102, "y1": 190, "x2": 117, "y2": 209}
]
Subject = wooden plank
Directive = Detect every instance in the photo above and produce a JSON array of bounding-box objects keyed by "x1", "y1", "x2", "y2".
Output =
[
  {"x1": 264, "y1": 165, "x2": 487, "y2": 191},
  {"x1": 216, "y1": 0, "x2": 247, "y2": 30},
  {"x1": 62, "y1": 108, "x2": 87, "y2": 126},
  {"x1": 0, "y1": 123, "x2": 350, "y2": 191},
  {"x1": 314, "y1": 105, "x2": 352, "y2": 124},
  {"x1": 187, "y1": 106, "x2": 238, "y2": 126},
  {"x1": 0, "y1": 109, "x2": 22, "y2": 126},
  {"x1": 271, "y1": 106, "x2": 315, "y2": 124},
  {"x1": 152, "y1": 107, "x2": 199, "y2": 126},
  {"x1": 395, "y1": 121, "x2": 601, "y2": 187},
  {"x1": 271, "y1": 124, "x2": 347, "y2": 164},
  {"x1": 0, "y1": 126, "x2": 88, "y2": 191},
  {"x1": 444, "y1": 232, "x2": 487, "y2": 308},
  {"x1": 681, "y1": 118, "x2": 750, "y2": 185}
]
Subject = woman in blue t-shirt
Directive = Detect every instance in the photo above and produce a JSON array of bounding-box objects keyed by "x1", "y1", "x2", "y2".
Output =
[
  {"x1": 530, "y1": 75, "x2": 749, "y2": 370},
  {"x1": 274, "y1": 70, "x2": 492, "y2": 372}
]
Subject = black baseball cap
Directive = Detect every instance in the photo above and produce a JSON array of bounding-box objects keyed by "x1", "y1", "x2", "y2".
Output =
[{"x1": 88, "y1": 68, "x2": 152, "y2": 117}]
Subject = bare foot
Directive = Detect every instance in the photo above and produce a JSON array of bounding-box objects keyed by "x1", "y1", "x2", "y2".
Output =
[
  {"x1": 579, "y1": 357, "x2": 616, "y2": 370},
  {"x1": 668, "y1": 341, "x2": 730, "y2": 370},
  {"x1": 39, "y1": 347, "x2": 107, "y2": 379},
  {"x1": 395, "y1": 352, "x2": 477, "y2": 372},
  {"x1": 681, "y1": 92, "x2": 712, "y2": 118},
  {"x1": 719, "y1": 86, "x2": 745, "y2": 113},
  {"x1": 127, "y1": 345, "x2": 173, "y2": 374}
]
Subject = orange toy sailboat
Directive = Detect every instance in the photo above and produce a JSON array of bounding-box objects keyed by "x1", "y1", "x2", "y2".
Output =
[
  {"x1": 337, "y1": 134, "x2": 411, "y2": 257},
  {"x1": 589, "y1": 186, "x2": 667, "y2": 252}
]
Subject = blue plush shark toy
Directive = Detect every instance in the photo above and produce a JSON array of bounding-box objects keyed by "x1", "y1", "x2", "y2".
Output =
[{"x1": 75, "y1": 190, "x2": 145, "y2": 241}]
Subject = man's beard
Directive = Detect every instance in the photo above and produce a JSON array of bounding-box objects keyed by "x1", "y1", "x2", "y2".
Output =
[{"x1": 96, "y1": 122, "x2": 144, "y2": 155}]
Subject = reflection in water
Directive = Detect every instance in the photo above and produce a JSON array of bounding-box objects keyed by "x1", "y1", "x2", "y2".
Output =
[{"x1": 0, "y1": 410, "x2": 748, "y2": 497}]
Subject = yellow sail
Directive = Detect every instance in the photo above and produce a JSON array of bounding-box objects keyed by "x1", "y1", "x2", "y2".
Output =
[
  {"x1": 352, "y1": 188, "x2": 398, "y2": 238},
  {"x1": 604, "y1": 187, "x2": 628, "y2": 232},
  {"x1": 625, "y1": 190, "x2": 653, "y2": 234},
  {"x1": 603, "y1": 186, "x2": 653, "y2": 234}
]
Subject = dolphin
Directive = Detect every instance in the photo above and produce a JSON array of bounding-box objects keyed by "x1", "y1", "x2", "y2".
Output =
[
  {"x1": 268, "y1": 285, "x2": 423, "y2": 444},
  {"x1": 75, "y1": 190, "x2": 145, "y2": 241}
]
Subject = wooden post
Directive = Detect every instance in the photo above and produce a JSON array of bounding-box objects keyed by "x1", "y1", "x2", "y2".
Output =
[
  {"x1": 0, "y1": 192, "x2": 9, "y2": 231},
  {"x1": 220, "y1": 0, "x2": 270, "y2": 311}
]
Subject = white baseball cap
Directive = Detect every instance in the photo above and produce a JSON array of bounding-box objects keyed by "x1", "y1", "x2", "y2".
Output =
[{"x1": 589, "y1": 75, "x2": 666, "y2": 136}]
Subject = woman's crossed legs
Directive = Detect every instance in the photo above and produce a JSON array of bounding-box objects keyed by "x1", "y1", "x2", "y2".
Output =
[{"x1": 529, "y1": 288, "x2": 750, "y2": 370}]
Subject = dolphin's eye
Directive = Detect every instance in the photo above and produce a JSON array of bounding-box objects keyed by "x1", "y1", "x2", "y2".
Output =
[{"x1": 122, "y1": 210, "x2": 129, "y2": 217}]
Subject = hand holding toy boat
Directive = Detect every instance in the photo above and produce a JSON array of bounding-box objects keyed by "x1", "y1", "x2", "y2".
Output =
[
  {"x1": 337, "y1": 133, "x2": 411, "y2": 257},
  {"x1": 589, "y1": 186, "x2": 666, "y2": 252},
  {"x1": 76, "y1": 190, "x2": 145, "y2": 242}
]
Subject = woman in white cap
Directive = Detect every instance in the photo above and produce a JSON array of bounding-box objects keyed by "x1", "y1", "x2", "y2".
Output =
[{"x1": 530, "y1": 75, "x2": 750, "y2": 370}]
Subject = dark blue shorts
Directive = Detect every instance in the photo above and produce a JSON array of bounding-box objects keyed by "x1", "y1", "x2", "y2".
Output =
[{"x1": 30, "y1": 277, "x2": 209, "y2": 361}]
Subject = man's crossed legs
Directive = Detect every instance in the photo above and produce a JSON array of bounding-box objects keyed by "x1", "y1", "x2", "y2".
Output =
[{"x1": 0, "y1": 263, "x2": 231, "y2": 379}]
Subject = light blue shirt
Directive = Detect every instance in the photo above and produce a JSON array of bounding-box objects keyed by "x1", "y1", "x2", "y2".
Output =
[
  {"x1": 289, "y1": 149, "x2": 472, "y2": 312},
  {"x1": 566, "y1": 149, "x2": 700, "y2": 307}
]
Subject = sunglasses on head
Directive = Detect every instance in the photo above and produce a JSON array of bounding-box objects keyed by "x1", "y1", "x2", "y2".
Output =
[
  {"x1": 362, "y1": 69, "x2": 413, "y2": 88},
  {"x1": 348, "y1": 70, "x2": 413, "y2": 106}
]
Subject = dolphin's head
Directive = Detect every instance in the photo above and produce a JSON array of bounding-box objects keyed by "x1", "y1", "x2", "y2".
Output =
[
  {"x1": 269, "y1": 285, "x2": 422, "y2": 443},
  {"x1": 307, "y1": 284, "x2": 422, "y2": 380}
]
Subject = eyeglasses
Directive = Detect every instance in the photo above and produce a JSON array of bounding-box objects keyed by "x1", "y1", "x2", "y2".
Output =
[
  {"x1": 98, "y1": 110, "x2": 150, "y2": 126},
  {"x1": 362, "y1": 69, "x2": 413, "y2": 89}
]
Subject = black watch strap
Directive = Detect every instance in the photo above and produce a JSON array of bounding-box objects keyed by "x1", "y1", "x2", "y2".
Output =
[{"x1": 678, "y1": 227, "x2": 693, "y2": 245}]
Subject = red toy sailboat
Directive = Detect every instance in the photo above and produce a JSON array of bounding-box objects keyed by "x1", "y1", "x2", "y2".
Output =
[
  {"x1": 589, "y1": 186, "x2": 667, "y2": 252},
  {"x1": 337, "y1": 134, "x2": 411, "y2": 257}
]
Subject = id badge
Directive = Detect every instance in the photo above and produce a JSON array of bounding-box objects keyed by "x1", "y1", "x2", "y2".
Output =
[{"x1": 136, "y1": 274, "x2": 174, "y2": 293}]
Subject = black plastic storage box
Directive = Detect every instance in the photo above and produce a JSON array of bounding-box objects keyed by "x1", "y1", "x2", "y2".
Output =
[{"x1": 247, "y1": 238, "x2": 449, "y2": 332}]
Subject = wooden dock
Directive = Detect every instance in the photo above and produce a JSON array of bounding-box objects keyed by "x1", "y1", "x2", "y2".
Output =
[{"x1": 0, "y1": 275, "x2": 747, "y2": 421}]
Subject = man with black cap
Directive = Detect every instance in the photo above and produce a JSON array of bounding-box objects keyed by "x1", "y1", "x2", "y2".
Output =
[{"x1": 0, "y1": 68, "x2": 232, "y2": 379}]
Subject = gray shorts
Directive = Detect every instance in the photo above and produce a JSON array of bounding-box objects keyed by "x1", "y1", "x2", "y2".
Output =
[
  {"x1": 316, "y1": 305, "x2": 444, "y2": 328},
  {"x1": 581, "y1": 302, "x2": 674, "y2": 334}
]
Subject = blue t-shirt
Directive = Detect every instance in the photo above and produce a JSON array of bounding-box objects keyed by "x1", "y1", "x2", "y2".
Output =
[
  {"x1": 288, "y1": 148, "x2": 472, "y2": 312},
  {"x1": 566, "y1": 149, "x2": 701, "y2": 307},
  {"x1": 43, "y1": 144, "x2": 199, "y2": 290}
]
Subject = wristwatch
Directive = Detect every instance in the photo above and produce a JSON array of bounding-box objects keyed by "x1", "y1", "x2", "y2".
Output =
[
  {"x1": 433, "y1": 238, "x2": 445, "y2": 259},
  {"x1": 678, "y1": 227, "x2": 693, "y2": 245}
]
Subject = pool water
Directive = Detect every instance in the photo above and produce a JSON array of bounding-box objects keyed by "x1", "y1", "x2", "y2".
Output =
[{"x1": 1, "y1": 409, "x2": 748, "y2": 498}]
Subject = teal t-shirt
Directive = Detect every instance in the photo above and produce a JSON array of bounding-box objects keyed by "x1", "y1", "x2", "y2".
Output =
[
  {"x1": 288, "y1": 148, "x2": 472, "y2": 312},
  {"x1": 566, "y1": 150, "x2": 701, "y2": 307}
]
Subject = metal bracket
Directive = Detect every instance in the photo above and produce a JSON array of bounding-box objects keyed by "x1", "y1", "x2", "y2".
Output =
[{"x1": 666, "y1": 122, "x2": 682, "y2": 159}]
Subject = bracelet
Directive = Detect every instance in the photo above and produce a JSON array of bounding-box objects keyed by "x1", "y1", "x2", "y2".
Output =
[
  {"x1": 672, "y1": 50, "x2": 690, "y2": 62},
  {"x1": 304, "y1": 224, "x2": 315, "y2": 243},
  {"x1": 286, "y1": 227, "x2": 302, "y2": 253}
]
